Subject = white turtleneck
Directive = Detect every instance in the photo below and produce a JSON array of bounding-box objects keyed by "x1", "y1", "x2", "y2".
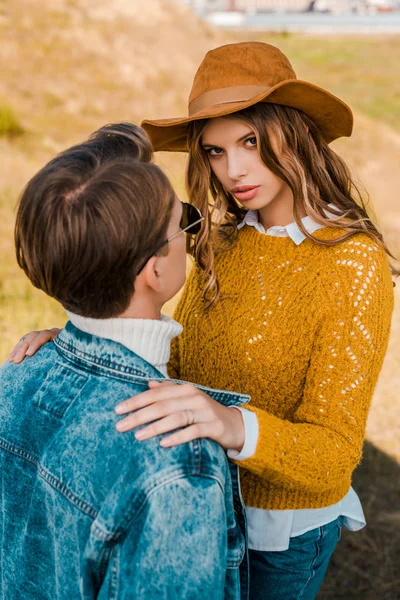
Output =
[{"x1": 66, "y1": 311, "x2": 183, "y2": 376}]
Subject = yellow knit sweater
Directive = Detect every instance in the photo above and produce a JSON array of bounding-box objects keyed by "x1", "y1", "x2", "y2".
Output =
[{"x1": 169, "y1": 226, "x2": 394, "y2": 510}]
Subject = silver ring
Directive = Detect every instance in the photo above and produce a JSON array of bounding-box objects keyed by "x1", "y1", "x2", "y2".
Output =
[{"x1": 186, "y1": 410, "x2": 196, "y2": 426}]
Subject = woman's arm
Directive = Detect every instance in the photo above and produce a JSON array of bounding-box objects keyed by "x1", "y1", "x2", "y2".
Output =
[{"x1": 8, "y1": 329, "x2": 60, "y2": 363}]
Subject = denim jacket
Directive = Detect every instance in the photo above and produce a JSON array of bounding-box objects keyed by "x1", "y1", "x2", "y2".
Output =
[{"x1": 0, "y1": 322, "x2": 249, "y2": 600}]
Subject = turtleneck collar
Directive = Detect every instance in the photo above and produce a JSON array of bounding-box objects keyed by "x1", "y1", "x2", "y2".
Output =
[{"x1": 66, "y1": 311, "x2": 183, "y2": 376}]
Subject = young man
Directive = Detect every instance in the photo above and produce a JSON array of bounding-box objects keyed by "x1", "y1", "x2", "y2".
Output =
[{"x1": 0, "y1": 124, "x2": 248, "y2": 599}]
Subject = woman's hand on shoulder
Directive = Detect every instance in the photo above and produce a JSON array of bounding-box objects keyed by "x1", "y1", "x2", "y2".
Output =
[
  {"x1": 114, "y1": 380, "x2": 245, "y2": 452},
  {"x1": 8, "y1": 329, "x2": 61, "y2": 363}
]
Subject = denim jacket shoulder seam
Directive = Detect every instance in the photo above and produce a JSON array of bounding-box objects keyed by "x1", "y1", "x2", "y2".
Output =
[
  {"x1": 92, "y1": 471, "x2": 226, "y2": 543},
  {"x1": 55, "y1": 337, "x2": 158, "y2": 381},
  {"x1": 0, "y1": 437, "x2": 98, "y2": 519},
  {"x1": 0, "y1": 438, "x2": 225, "y2": 541}
]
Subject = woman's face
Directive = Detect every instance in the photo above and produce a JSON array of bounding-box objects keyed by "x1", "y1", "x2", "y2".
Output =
[{"x1": 201, "y1": 116, "x2": 295, "y2": 227}]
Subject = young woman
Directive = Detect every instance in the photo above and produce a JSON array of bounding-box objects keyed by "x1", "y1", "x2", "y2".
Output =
[{"x1": 10, "y1": 42, "x2": 396, "y2": 600}]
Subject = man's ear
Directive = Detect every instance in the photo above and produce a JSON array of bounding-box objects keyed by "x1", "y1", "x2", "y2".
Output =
[{"x1": 137, "y1": 256, "x2": 163, "y2": 293}]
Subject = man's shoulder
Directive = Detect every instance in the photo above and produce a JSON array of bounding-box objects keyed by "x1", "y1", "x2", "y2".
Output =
[
  {"x1": 0, "y1": 356, "x2": 232, "y2": 569},
  {"x1": 49, "y1": 398, "x2": 228, "y2": 502},
  {"x1": 0, "y1": 341, "x2": 148, "y2": 423},
  {"x1": 46, "y1": 397, "x2": 229, "y2": 537},
  {"x1": 8, "y1": 347, "x2": 228, "y2": 515},
  {"x1": 0, "y1": 343, "x2": 60, "y2": 421},
  {"x1": 0, "y1": 336, "x2": 230, "y2": 533}
]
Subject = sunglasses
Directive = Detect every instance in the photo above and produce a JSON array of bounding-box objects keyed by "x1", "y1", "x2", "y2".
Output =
[{"x1": 136, "y1": 202, "x2": 204, "y2": 275}]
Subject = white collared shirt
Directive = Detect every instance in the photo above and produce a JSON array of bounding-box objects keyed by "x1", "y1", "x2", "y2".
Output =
[
  {"x1": 228, "y1": 207, "x2": 366, "y2": 551},
  {"x1": 236, "y1": 204, "x2": 338, "y2": 245}
]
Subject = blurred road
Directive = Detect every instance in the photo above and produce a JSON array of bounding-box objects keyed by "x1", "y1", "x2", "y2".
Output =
[{"x1": 206, "y1": 12, "x2": 400, "y2": 32}]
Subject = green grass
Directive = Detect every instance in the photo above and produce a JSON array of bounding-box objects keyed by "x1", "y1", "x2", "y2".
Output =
[{"x1": 0, "y1": 104, "x2": 24, "y2": 138}]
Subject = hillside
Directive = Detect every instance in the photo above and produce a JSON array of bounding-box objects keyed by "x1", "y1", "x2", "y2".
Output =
[
  {"x1": 1, "y1": 3, "x2": 400, "y2": 234},
  {"x1": 0, "y1": 0, "x2": 222, "y2": 167},
  {"x1": 0, "y1": 0, "x2": 225, "y2": 347},
  {"x1": 0, "y1": 5, "x2": 399, "y2": 595}
]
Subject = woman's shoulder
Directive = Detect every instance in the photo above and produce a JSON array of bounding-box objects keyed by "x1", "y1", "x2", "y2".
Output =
[
  {"x1": 314, "y1": 228, "x2": 391, "y2": 269},
  {"x1": 314, "y1": 229, "x2": 394, "y2": 309}
]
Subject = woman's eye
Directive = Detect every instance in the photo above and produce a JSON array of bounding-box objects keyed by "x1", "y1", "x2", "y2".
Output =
[
  {"x1": 245, "y1": 137, "x2": 257, "y2": 148},
  {"x1": 207, "y1": 147, "x2": 224, "y2": 157}
]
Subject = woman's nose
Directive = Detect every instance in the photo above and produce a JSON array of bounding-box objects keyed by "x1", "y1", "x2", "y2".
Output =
[{"x1": 227, "y1": 154, "x2": 247, "y2": 182}]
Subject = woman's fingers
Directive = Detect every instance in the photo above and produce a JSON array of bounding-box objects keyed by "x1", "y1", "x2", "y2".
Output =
[
  {"x1": 148, "y1": 380, "x2": 169, "y2": 388},
  {"x1": 115, "y1": 382, "x2": 196, "y2": 415},
  {"x1": 134, "y1": 410, "x2": 197, "y2": 441},
  {"x1": 9, "y1": 342, "x2": 31, "y2": 364},
  {"x1": 9, "y1": 332, "x2": 39, "y2": 363},
  {"x1": 114, "y1": 387, "x2": 242, "y2": 450},
  {"x1": 116, "y1": 396, "x2": 197, "y2": 432},
  {"x1": 160, "y1": 423, "x2": 207, "y2": 448},
  {"x1": 25, "y1": 329, "x2": 60, "y2": 356},
  {"x1": 9, "y1": 328, "x2": 61, "y2": 363}
]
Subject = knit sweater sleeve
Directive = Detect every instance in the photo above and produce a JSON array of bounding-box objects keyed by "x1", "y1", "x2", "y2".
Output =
[
  {"x1": 168, "y1": 335, "x2": 180, "y2": 380},
  {"x1": 237, "y1": 244, "x2": 394, "y2": 492}
]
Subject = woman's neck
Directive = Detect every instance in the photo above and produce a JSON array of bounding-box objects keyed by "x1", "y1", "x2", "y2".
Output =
[{"x1": 257, "y1": 186, "x2": 306, "y2": 230}]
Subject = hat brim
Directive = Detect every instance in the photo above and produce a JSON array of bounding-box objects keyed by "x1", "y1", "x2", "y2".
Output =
[{"x1": 141, "y1": 79, "x2": 353, "y2": 152}]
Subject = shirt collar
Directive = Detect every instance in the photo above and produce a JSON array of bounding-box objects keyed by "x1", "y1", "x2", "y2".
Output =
[
  {"x1": 66, "y1": 312, "x2": 182, "y2": 375},
  {"x1": 237, "y1": 204, "x2": 338, "y2": 246}
]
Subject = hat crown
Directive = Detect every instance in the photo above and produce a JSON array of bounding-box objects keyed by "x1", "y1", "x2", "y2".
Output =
[
  {"x1": 189, "y1": 42, "x2": 297, "y2": 105},
  {"x1": 141, "y1": 41, "x2": 353, "y2": 151}
]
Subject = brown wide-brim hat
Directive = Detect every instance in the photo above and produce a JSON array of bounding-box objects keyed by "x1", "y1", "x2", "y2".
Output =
[{"x1": 141, "y1": 41, "x2": 353, "y2": 152}]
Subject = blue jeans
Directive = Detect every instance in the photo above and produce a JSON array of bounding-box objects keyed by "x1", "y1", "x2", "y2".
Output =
[{"x1": 249, "y1": 517, "x2": 343, "y2": 600}]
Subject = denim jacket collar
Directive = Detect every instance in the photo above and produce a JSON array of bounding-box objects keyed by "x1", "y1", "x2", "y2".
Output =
[{"x1": 55, "y1": 322, "x2": 249, "y2": 409}]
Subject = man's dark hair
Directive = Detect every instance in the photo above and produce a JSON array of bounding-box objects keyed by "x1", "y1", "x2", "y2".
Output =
[{"x1": 15, "y1": 123, "x2": 175, "y2": 318}]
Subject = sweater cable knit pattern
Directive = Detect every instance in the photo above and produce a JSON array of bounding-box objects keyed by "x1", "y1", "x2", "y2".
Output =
[{"x1": 169, "y1": 227, "x2": 394, "y2": 510}]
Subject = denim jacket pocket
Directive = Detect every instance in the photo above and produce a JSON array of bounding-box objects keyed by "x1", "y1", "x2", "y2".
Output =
[{"x1": 32, "y1": 362, "x2": 88, "y2": 418}]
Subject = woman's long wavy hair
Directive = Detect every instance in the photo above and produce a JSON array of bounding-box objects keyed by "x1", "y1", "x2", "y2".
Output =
[{"x1": 186, "y1": 103, "x2": 398, "y2": 307}]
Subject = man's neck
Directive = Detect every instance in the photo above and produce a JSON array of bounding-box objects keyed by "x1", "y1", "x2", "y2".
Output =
[{"x1": 118, "y1": 297, "x2": 163, "y2": 320}]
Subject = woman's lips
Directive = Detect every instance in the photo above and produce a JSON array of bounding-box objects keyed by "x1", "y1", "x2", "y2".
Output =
[{"x1": 231, "y1": 185, "x2": 260, "y2": 202}]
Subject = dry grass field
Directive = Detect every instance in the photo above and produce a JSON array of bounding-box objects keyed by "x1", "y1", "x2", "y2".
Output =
[{"x1": 0, "y1": 1, "x2": 399, "y2": 597}]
